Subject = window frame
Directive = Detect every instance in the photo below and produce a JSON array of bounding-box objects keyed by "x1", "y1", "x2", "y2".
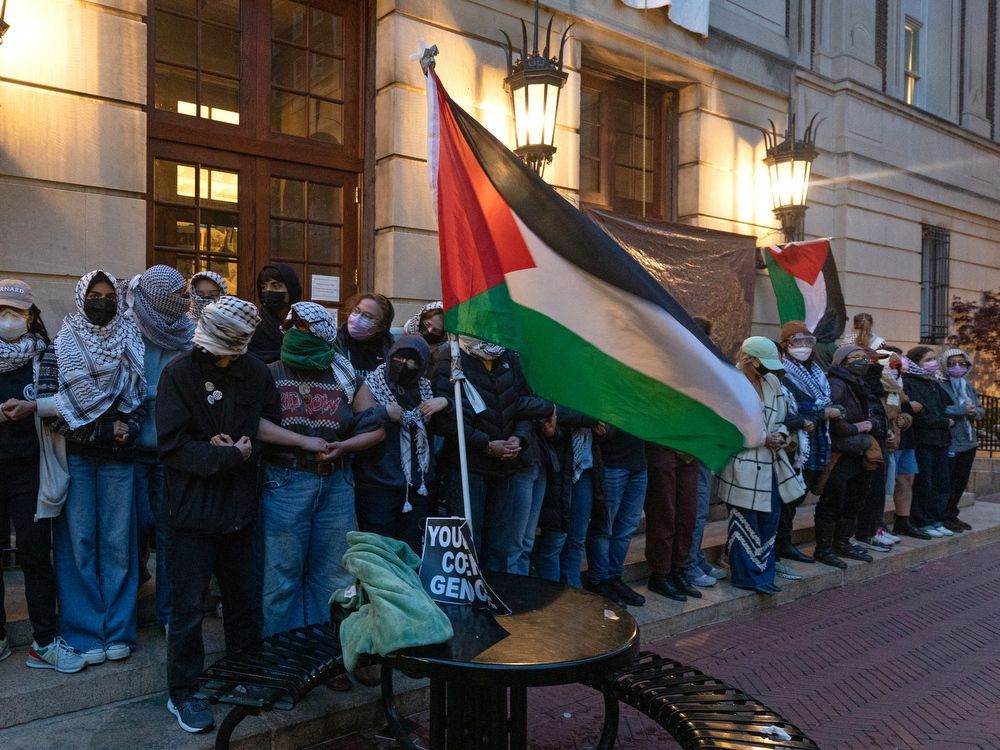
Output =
[
  {"x1": 902, "y1": 16, "x2": 923, "y2": 107},
  {"x1": 578, "y1": 69, "x2": 677, "y2": 220},
  {"x1": 919, "y1": 223, "x2": 951, "y2": 344}
]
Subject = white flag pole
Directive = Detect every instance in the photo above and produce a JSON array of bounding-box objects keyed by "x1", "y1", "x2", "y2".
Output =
[{"x1": 449, "y1": 335, "x2": 474, "y2": 528}]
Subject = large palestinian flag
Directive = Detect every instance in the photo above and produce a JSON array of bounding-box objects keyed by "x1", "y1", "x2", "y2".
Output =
[
  {"x1": 764, "y1": 240, "x2": 847, "y2": 343},
  {"x1": 425, "y1": 69, "x2": 764, "y2": 470}
]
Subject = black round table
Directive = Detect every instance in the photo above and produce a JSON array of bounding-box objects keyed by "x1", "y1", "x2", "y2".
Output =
[{"x1": 380, "y1": 573, "x2": 640, "y2": 750}]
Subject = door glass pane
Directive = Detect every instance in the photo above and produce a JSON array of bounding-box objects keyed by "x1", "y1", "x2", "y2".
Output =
[
  {"x1": 271, "y1": 178, "x2": 306, "y2": 219},
  {"x1": 308, "y1": 183, "x2": 341, "y2": 223},
  {"x1": 272, "y1": 90, "x2": 307, "y2": 136},
  {"x1": 202, "y1": 25, "x2": 240, "y2": 77},
  {"x1": 154, "y1": 159, "x2": 196, "y2": 205},
  {"x1": 309, "y1": 53, "x2": 343, "y2": 100},
  {"x1": 201, "y1": 210, "x2": 239, "y2": 253},
  {"x1": 309, "y1": 99, "x2": 343, "y2": 143},
  {"x1": 272, "y1": 43, "x2": 307, "y2": 91},
  {"x1": 155, "y1": 12, "x2": 197, "y2": 65},
  {"x1": 307, "y1": 224, "x2": 341, "y2": 263},
  {"x1": 309, "y1": 8, "x2": 343, "y2": 55},
  {"x1": 207, "y1": 259, "x2": 239, "y2": 294},
  {"x1": 158, "y1": 0, "x2": 196, "y2": 14},
  {"x1": 203, "y1": 0, "x2": 240, "y2": 26},
  {"x1": 155, "y1": 206, "x2": 198, "y2": 249},
  {"x1": 271, "y1": 220, "x2": 306, "y2": 260},
  {"x1": 201, "y1": 75, "x2": 240, "y2": 124},
  {"x1": 273, "y1": 0, "x2": 307, "y2": 44},
  {"x1": 155, "y1": 64, "x2": 198, "y2": 115}
]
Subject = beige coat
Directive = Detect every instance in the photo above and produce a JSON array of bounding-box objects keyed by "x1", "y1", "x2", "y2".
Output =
[{"x1": 716, "y1": 373, "x2": 806, "y2": 512}]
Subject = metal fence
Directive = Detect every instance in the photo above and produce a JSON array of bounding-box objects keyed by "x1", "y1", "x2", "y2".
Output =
[{"x1": 979, "y1": 394, "x2": 1000, "y2": 454}]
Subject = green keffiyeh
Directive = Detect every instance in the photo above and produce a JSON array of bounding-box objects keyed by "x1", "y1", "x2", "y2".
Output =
[{"x1": 281, "y1": 327, "x2": 335, "y2": 370}]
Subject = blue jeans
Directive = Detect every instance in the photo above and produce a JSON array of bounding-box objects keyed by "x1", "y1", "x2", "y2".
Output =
[
  {"x1": 261, "y1": 465, "x2": 356, "y2": 636},
  {"x1": 587, "y1": 468, "x2": 648, "y2": 582},
  {"x1": 135, "y1": 461, "x2": 170, "y2": 626},
  {"x1": 534, "y1": 470, "x2": 593, "y2": 587},
  {"x1": 685, "y1": 464, "x2": 713, "y2": 575},
  {"x1": 884, "y1": 451, "x2": 898, "y2": 496},
  {"x1": 444, "y1": 470, "x2": 526, "y2": 574},
  {"x1": 54, "y1": 455, "x2": 137, "y2": 651},
  {"x1": 507, "y1": 465, "x2": 546, "y2": 575}
]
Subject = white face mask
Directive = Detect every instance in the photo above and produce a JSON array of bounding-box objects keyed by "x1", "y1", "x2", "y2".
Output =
[
  {"x1": 0, "y1": 311, "x2": 28, "y2": 342},
  {"x1": 788, "y1": 346, "x2": 812, "y2": 362}
]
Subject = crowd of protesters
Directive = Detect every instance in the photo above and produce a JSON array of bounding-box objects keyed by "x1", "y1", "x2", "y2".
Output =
[{"x1": 0, "y1": 265, "x2": 984, "y2": 733}]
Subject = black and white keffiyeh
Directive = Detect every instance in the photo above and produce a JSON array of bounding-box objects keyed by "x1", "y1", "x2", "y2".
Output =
[
  {"x1": 55, "y1": 270, "x2": 146, "y2": 430},
  {"x1": 188, "y1": 271, "x2": 229, "y2": 321},
  {"x1": 458, "y1": 335, "x2": 505, "y2": 361},
  {"x1": 0, "y1": 334, "x2": 47, "y2": 373},
  {"x1": 571, "y1": 428, "x2": 593, "y2": 483},
  {"x1": 289, "y1": 301, "x2": 357, "y2": 400},
  {"x1": 403, "y1": 300, "x2": 444, "y2": 336},
  {"x1": 365, "y1": 363, "x2": 434, "y2": 506},
  {"x1": 128, "y1": 265, "x2": 193, "y2": 351},
  {"x1": 780, "y1": 356, "x2": 832, "y2": 408},
  {"x1": 193, "y1": 296, "x2": 260, "y2": 356}
]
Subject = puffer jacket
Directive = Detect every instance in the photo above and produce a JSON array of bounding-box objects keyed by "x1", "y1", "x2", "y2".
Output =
[
  {"x1": 537, "y1": 407, "x2": 606, "y2": 532},
  {"x1": 903, "y1": 371, "x2": 953, "y2": 448},
  {"x1": 826, "y1": 365, "x2": 874, "y2": 453}
]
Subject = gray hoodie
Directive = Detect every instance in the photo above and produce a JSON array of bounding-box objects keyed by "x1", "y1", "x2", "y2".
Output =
[{"x1": 937, "y1": 348, "x2": 984, "y2": 453}]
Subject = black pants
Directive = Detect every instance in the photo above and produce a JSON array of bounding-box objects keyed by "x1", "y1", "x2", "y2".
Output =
[
  {"x1": 776, "y1": 494, "x2": 805, "y2": 552},
  {"x1": 0, "y1": 457, "x2": 58, "y2": 645},
  {"x1": 356, "y1": 483, "x2": 431, "y2": 555},
  {"x1": 911, "y1": 444, "x2": 950, "y2": 528},
  {"x1": 166, "y1": 524, "x2": 261, "y2": 700},
  {"x1": 815, "y1": 454, "x2": 867, "y2": 523},
  {"x1": 857, "y1": 453, "x2": 887, "y2": 539},
  {"x1": 945, "y1": 448, "x2": 977, "y2": 521}
]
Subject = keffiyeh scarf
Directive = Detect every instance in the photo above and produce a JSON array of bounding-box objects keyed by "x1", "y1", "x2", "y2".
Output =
[
  {"x1": 0, "y1": 334, "x2": 47, "y2": 373},
  {"x1": 188, "y1": 271, "x2": 229, "y2": 321},
  {"x1": 128, "y1": 265, "x2": 194, "y2": 351},
  {"x1": 458, "y1": 335, "x2": 505, "y2": 361},
  {"x1": 55, "y1": 270, "x2": 146, "y2": 430},
  {"x1": 193, "y1": 297, "x2": 260, "y2": 356},
  {"x1": 403, "y1": 300, "x2": 444, "y2": 336},
  {"x1": 781, "y1": 356, "x2": 831, "y2": 471},
  {"x1": 289, "y1": 302, "x2": 356, "y2": 400},
  {"x1": 365, "y1": 363, "x2": 434, "y2": 507},
  {"x1": 571, "y1": 428, "x2": 593, "y2": 483}
]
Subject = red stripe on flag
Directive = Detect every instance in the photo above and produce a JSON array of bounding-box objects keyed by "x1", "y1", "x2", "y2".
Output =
[
  {"x1": 765, "y1": 239, "x2": 830, "y2": 286},
  {"x1": 434, "y1": 72, "x2": 535, "y2": 309}
]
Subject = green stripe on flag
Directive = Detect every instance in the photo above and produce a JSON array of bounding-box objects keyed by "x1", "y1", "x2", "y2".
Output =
[
  {"x1": 765, "y1": 252, "x2": 807, "y2": 324},
  {"x1": 446, "y1": 287, "x2": 746, "y2": 471}
]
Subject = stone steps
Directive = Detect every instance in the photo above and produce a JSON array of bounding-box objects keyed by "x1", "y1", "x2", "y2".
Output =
[{"x1": 1, "y1": 496, "x2": 994, "y2": 749}]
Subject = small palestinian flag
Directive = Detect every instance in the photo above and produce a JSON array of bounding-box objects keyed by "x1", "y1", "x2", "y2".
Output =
[
  {"x1": 425, "y1": 68, "x2": 764, "y2": 470},
  {"x1": 764, "y1": 240, "x2": 847, "y2": 343}
]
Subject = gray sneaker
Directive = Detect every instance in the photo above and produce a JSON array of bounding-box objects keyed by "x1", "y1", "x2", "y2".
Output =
[
  {"x1": 686, "y1": 571, "x2": 717, "y2": 588},
  {"x1": 168, "y1": 698, "x2": 215, "y2": 733},
  {"x1": 775, "y1": 561, "x2": 802, "y2": 580},
  {"x1": 702, "y1": 564, "x2": 726, "y2": 579}
]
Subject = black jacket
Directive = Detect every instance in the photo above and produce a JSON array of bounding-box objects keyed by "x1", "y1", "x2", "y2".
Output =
[
  {"x1": 537, "y1": 407, "x2": 606, "y2": 532},
  {"x1": 827, "y1": 365, "x2": 871, "y2": 453},
  {"x1": 902, "y1": 372, "x2": 953, "y2": 448},
  {"x1": 157, "y1": 352, "x2": 280, "y2": 535},
  {"x1": 433, "y1": 350, "x2": 537, "y2": 477}
]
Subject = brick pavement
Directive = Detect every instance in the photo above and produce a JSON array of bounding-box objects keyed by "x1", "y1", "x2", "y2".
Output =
[{"x1": 337, "y1": 539, "x2": 1000, "y2": 749}]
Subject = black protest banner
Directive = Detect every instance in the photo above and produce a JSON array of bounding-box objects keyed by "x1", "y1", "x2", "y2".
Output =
[{"x1": 419, "y1": 517, "x2": 511, "y2": 615}]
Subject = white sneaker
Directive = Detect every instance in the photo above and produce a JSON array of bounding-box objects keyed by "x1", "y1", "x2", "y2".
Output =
[
  {"x1": 26, "y1": 636, "x2": 87, "y2": 674},
  {"x1": 875, "y1": 529, "x2": 899, "y2": 545},
  {"x1": 921, "y1": 525, "x2": 944, "y2": 538},
  {"x1": 0, "y1": 636, "x2": 10, "y2": 662},
  {"x1": 81, "y1": 647, "x2": 106, "y2": 665},
  {"x1": 933, "y1": 524, "x2": 955, "y2": 537},
  {"x1": 105, "y1": 642, "x2": 131, "y2": 661}
]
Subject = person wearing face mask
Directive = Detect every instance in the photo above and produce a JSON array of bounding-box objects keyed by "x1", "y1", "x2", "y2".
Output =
[
  {"x1": 777, "y1": 321, "x2": 843, "y2": 566},
  {"x1": 403, "y1": 300, "x2": 448, "y2": 364},
  {"x1": 247, "y1": 263, "x2": 302, "y2": 364},
  {"x1": 260, "y1": 302, "x2": 386, "y2": 640},
  {"x1": 716, "y1": 337, "x2": 805, "y2": 595},
  {"x1": 34, "y1": 271, "x2": 147, "y2": 667},
  {"x1": 335, "y1": 292, "x2": 395, "y2": 381},
  {"x1": 811, "y1": 345, "x2": 882, "y2": 567},
  {"x1": 125, "y1": 265, "x2": 195, "y2": 633},
  {"x1": 854, "y1": 349, "x2": 896, "y2": 553},
  {"x1": 936, "y1": 349, "x2": 982, "y2": 533},
  {"x1": 353, "y1": 335, "x2": 450, "y2": 553},
  {"x1": 187, "y1": 270, "x2": 227, "y2": 322},
  {"x1": 903, "y1": 346, "x2": 955, "y2": 538},
  {"x1": 0, "y1": 280, "x2": 87, "y2": 674}
]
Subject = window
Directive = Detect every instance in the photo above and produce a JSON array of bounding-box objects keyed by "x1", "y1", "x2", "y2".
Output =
[
  {"x1": 148, "y1": 0, "x2": 364, "y2": 309},
  {"x1": 920, "y1": 224, "x2": 950, "y2": 343},
  {"x1": 903, "y1": 18, "x2": 921, "y2": 106},
  {"x1": 579, "y1": 71, "x2": 676, "y2": 219}
]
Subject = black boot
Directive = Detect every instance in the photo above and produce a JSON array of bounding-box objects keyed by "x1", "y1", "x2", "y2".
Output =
[
  {"x1": 778, "y1": 543, "x2": 815, "y2": 564},
  {"x1": 648, "y1": 573, "x2": 686, "y2": 602},
  {"x1": 813, "y1": 519, "x2": 847, "y2": 569},
  {"x1": 671, "y1": 571, "x2": 702, "y2": 599},
  {"x1": 893, "y1": 515, "x2": 932, "y2": 540},
  {"x1": 611, "y1": 577, "x2": 646, "y2": 606},
  {"x1": 833, "y1": 519, "x2": 873, "y2": 562}
]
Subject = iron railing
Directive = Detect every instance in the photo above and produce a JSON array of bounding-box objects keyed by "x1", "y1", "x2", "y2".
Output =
[{"x1": 979, "y1": 394, "x2": 1000, "y2": 454}]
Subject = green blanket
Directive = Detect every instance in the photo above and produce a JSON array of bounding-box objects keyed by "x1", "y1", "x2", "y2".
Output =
[{"x1": 331, "y1": 531, "x2": 454, "y2": 671}]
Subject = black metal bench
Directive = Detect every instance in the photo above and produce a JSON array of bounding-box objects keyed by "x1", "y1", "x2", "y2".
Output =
[
  {"x1": 193, "y1": 622, "x2": 347, "y2": 750},
  {"x1": 586, "y1": 651, "x2": 820, "y2": 750}
]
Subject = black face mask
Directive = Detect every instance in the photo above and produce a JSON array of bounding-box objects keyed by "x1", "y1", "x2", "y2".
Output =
[
  {"x1": 260, "y1": 290, "x2": 288, "y2": 312},
  {"x1": 83, "y1": 298, "x2": 117, "y2": 327},
  {"x1": 846, "y1": 360, "x2": 869, "y2": 377},
  {"x1": 756, "y1": 364, "x2": 784, "y2": 378},
  {"x1": 389, "y1": 359, "x2": 419, "y2": 384},
  {"x1": 423, "y1": 331, "x2": 446, "y2": 346}
]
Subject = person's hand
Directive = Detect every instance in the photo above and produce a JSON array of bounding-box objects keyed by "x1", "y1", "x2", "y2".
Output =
[
  {"x1": 541, "y1": 412, "x2": 557, "y2": 439},
  {"x1": 802, "y1": 420, "x2": 815, "y2": 434},
  {"x1": 210, "y1": 433, "x2": 234, "y2": 446},
  {"x1": 948, "y1": 419, "x2": 955, "y2": 428},
  {"x1": 419, "y1": 396, "x2": 449, "y2": 419},
  {"x1": 299, "y1": 435, "x2": 328, "y2": 454},
  {"x1": 504, "y1": 436, "x2": 523, "y2": 454},
  {"x1": 113, "y1": 420, "x2": 132, "y2": 445},
  {"x1": 764, "y1": 432, "x2": 786, "y2": 449},
  {"x1": 824, "y1": 406, "x2": 843, "y2": 420},
  {"x1": 317, "y1": 441, "x2": 344, "y2": 462},
  {"x1": 910, "y1": 401, "x2": 923, "y2": 413},
  {"x1": 2, "y1": 398, "x2": 36, "y2": 421},
  {"x1": 385, "y1": 403, "x2": 403, "y2": 423},
  {"x1": 593, "y1": 422, "x2": 608, "y2": 437},
  {"x1": 887, "y1": 431, "x2": 898, "y2": 449},
  {"x1": 895, "y1": 414, "x2": 909, "y2": 428},
  {"x1": 854, "y1": 420, "x2": 873, "y2": 434},
  {"x1": 487, "y1": 439, "x2": 518, "y2": 460},
  {"x1": 235, "y1": 436, "x2": 253, "y2": 461}
]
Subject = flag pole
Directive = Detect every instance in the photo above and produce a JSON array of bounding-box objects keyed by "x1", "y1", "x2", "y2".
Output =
[{"x1": 448, "y1": 335, "x2": 474, "y2": 528}]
